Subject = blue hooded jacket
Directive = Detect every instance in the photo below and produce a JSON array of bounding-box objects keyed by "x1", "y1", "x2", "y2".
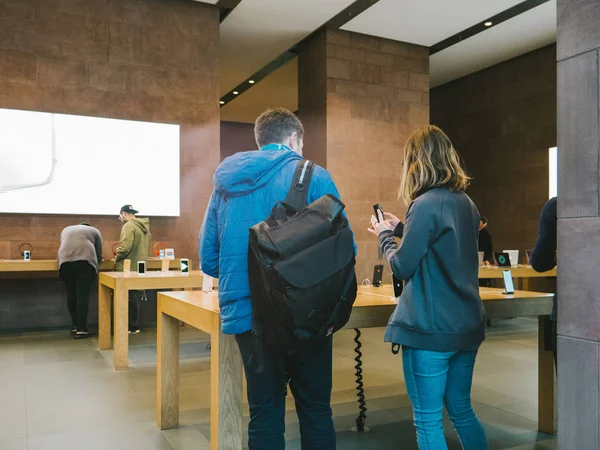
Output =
[{"x1": 199, "y1": 144, "x2": 352, "y2": 335}]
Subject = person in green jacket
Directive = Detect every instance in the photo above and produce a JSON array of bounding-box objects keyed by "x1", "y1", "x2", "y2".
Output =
[{"x1": 116, "y1": 204, "x2": 151, "y2": 334}]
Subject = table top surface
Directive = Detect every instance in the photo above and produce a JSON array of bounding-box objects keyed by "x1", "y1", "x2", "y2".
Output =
[
  {"x1": 160, "y1": 290, "x2": 220, "y2": 313},
  {"x1": 358, "y1": 285, "x2": 553, "y2": 302},
  {"x1": 158, "y1": 286, "x2": 554, "y2": 316},
  {"x1": 100, "y1": 270, "x2": 203, "y2": 279},
  {"x1": 0, "y1": 258, "x2": 184, "y2": 272},
  {"x1": 0, "y1": 260, "x2": 555, "y2": 278},
  {"x1": 478, "y1": 265, "x2": 556, "y2": 277}
]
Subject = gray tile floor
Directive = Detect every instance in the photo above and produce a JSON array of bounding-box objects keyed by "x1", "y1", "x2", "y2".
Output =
[{"x1": 0, "y1": 319, "x2": 556, "y2": 450}]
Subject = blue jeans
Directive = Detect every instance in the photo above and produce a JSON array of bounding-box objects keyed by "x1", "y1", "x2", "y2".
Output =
[
  {"x1": 403, "y1": 347, "x2": 488, "y2": 450},
  {"x1": 236, "y1": 333, "x2": 335, "y2": 450}
]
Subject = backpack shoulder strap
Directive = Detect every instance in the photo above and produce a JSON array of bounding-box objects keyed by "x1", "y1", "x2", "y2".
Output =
[{"x1": 283, "y1": 160, "x2": 315, "y2": 212}]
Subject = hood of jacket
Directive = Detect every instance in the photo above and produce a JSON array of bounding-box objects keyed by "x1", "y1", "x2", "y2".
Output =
[
  {"x1": 128, "y1": 217, "x2": 150, "y2": 234},
  {"x1": 213, "y1": 146, "x2": 302, "y2": 198}
]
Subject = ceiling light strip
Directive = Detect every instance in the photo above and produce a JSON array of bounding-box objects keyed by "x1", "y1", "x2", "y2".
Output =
[
  {"x1": 429, "y1": 0, "x2": 551, "y2": 56},
  {"x1": 217, "y1": 0, "x2": 244, "y2": 22},
  {"x1": 220, "y1": 51, "x2": 298, "y2": 106}
]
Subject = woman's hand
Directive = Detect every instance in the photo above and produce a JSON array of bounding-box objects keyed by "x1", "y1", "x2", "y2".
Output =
[
  {"x1": 368, "y1": 210, "x2": 395, "y2": 236},
  {"x1": 384, "y1": 212, "x2": 401, "y2": 228}
]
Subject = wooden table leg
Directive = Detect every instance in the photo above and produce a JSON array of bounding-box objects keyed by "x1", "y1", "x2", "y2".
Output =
[
  {"x1": 211, "y1": 328, "x2": 243, "y2": 450},
  {"x1": 522, "y1": 277, "x2": 531, "y2": 292},
  {"x1": 113, "y1": 281, "x2": 129, "y2": 370},
  {"x1": 98, "y1": 282, "x2": 112, "y2": 350},
  {"x1": 538, "y1": 315, "x2": 556, "y2": 434},
  {"x1": 157, "y1": 305, "x2": 180, "y2": 429}
]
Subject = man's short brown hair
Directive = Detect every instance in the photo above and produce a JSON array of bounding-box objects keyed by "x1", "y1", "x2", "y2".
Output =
[{"x1": 254, "y1": 108, "x2": 304, "y2": 148}]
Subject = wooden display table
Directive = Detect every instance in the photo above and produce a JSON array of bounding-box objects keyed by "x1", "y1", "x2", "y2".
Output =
[
  {"x1": 478, "y1": 266, "x2": 556, "y2": 279},
  {"x1": 98, "y1": 270, "x2": 204, "y2": 370},
  {"x1": 156, "y1": 287, "x2": 555, "y2": 449},
  {"x1": 478, "y1": 266, "x2": 556, "y2": 290},
  {"x1": 0, "y1": 258, "x2": 183, "y2": 273}
]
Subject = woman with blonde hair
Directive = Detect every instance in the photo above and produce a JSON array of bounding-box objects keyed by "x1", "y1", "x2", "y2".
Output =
[{"x1": 369, "y1": 125, "x2": 488, "y2": 449}]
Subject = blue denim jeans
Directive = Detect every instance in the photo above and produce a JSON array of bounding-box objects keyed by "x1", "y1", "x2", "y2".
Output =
[
  {"x1": 403, "y1": 347, "x2": 488, "y2": 450},
  {"x1": 236, "y1": 332, "x2": 335, "y2": 450}
]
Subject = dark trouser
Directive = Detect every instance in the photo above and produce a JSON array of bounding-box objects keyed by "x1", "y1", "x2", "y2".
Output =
[
  {"x1": 129, "y1": 290, "x2": 142, "y2": 329},
  {"x1": 236, "y1": 333, "x2": 335, "y2": 450},
  {"x1": 59, "y1": 261, "x2": 96, "y2": 331}
]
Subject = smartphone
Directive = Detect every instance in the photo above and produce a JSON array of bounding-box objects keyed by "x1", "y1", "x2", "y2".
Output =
[
  {"x1": 23, "y1": 250, "x2": 31, "y2": 261},
  {"x1": 373, "y1": 264, "x2": 384, "y2": 287},
  {"x1": 392, "y1": 274, "x2": 403, "y2": 297},
  {"x1": 373, "y1": 204, "x2": 384, "y2": 222},
  {"x1": 138, "y1": 260, "x2": 146, "y2": 274},
  {"x1": 180, "y1": 258, "x2": 189, "y2": 273},
  {"x1": 502, "y1": 270, "x2": 514, "y2": 294}
]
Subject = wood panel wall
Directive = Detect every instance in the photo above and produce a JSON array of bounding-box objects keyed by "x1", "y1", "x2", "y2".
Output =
[
  {"x1": 299, "y1": 29, "x2": 430, "y2": 284},
  {"x1": 431, "y1": 45, "x2": 557, "y2": 260},
  {"x1": 0, "y1": 0, "x2": 220, "y2": 264}
]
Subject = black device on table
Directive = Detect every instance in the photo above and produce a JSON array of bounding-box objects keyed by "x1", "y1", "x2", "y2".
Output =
[
  {"x1": 373, "y1": 264, "x2": 384, "y2": 287},
  {"x1": 502, "y1": 269, "x2": 515, "y2": 294},
  {"x1": 138, "y1": 260, "x2": 146, "y2": 274},
  {"x1": 494, "y1": 252, "x2": 512, "y2": 268}
]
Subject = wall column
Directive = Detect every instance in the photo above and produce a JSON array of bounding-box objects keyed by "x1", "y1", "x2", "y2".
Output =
[
  {"x1": 556, "y1": 0, "x2": 600, "y2": 447},
  {"x1": 299, "y1": 29, "x2": 429, "y2": 282}
]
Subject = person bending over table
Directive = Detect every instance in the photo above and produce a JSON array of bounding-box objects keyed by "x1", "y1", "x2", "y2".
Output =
[
  {"x1": 58, "y1": 223, "x2": 103, "y2": 339},
  {"x1": 369, "y1": 125, "x2": 488, "y2": 450}
]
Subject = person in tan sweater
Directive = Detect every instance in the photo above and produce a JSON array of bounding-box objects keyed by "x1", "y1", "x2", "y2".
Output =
[{"x1": 116, "y1": 204, "x2": 151, "y2": 334}]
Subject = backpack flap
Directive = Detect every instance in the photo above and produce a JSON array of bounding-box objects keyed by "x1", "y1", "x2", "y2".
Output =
[
  {"x1": 272, "y1": 227, "x2": 354, "y2": 289},
  {"x1": 252, "y1": 194, "x2": 347, "y2": 259}
]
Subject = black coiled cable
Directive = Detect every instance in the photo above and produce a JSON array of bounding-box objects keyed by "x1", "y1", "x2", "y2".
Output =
[{"x1": 354, "y1": 328, "x2": 367, "y2": 432}]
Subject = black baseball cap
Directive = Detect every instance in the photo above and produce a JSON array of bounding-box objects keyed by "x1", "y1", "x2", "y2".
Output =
[{"x1": 120, "y1": 205, "x2": 139, "y2": 215}]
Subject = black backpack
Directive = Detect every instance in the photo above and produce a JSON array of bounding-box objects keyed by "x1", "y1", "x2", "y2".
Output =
[{"x1": 248, "y1": 160, "x2": 357, "y2": 354}]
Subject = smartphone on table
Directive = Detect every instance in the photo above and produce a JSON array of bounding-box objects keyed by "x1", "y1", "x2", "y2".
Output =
[
  {"x1": 373, "y1": 264, "x2": 384, "y2": 287},
  {"x1": 502, "y1": 270, "x2": 514, "y2": 295}
]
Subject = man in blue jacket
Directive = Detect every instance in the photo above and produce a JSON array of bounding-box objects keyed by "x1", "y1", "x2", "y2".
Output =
[{"x1": 199, "y1": 108, "x2": 348, "y2": 450}]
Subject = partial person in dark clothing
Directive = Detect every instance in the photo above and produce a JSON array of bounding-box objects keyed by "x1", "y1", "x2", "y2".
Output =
[
  {"x1": 478, "y1": 216, "x2": 493, "y2": 265},
  {"x1": 530, "y1": 197, "x2": 557, "y2": 365},
  {"x1": 478, "y1": 216, "x2": 493, "y2": 290},
  {"x1": 58, "y1": 223, "x2": 103, "y2": 339}
]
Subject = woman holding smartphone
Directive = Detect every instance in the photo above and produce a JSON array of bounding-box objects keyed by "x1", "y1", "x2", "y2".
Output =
[{"x1": 369, "y1": 125, "x2": 488, "y2": 449}]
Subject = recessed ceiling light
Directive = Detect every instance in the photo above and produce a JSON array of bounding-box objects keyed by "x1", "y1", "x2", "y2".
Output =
[
  {"x1": 484, "y1": 21, "x2": 493, "y2": 27},
  {"x1": 249, "y1": 80, "x2": 255, "y2": 84},
  {"x1": 220, "y1": 100, "x2": 225, "y2": 105},
  {"x1": 233, "y1": 91, "x2": 239, "y2": 95}
]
